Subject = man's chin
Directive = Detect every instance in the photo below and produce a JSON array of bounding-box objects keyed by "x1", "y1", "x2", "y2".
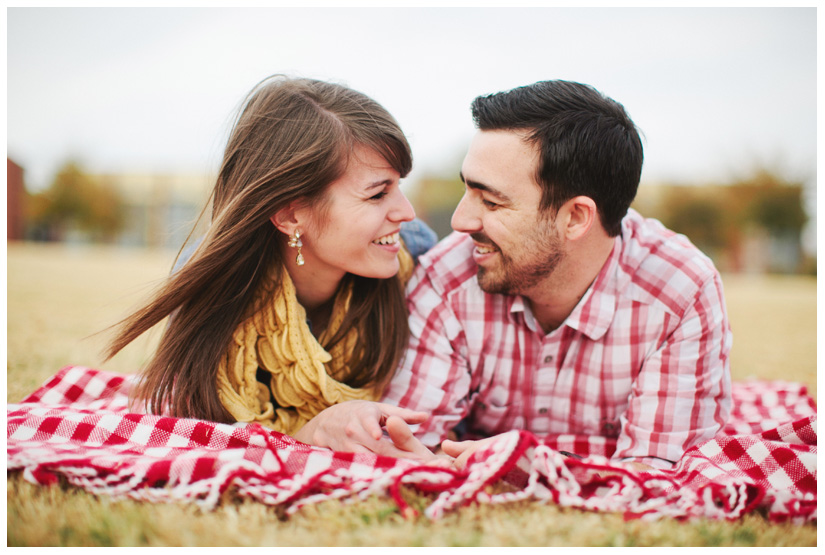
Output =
[{"x1": 476, "y1": 270, "x2": 516, "y2": 296}]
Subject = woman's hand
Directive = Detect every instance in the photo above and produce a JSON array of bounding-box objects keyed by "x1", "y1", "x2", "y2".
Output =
[{"x1": 293, "y1": 400, "x2": 437, "y2": 461}]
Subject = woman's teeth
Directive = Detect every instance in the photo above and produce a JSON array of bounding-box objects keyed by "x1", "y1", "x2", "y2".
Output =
[{"x1": 373, "y1": 232, "x2": 400, "y2": 245}]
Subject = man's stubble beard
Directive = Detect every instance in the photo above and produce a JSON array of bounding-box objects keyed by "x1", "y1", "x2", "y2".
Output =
[{"x1": 476, "y1": 226, "x2": 564, "y2": 296}]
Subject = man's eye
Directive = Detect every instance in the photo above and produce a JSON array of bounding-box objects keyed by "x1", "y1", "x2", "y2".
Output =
[{"x1": 482, "y1": 198, "x2": 499, "y2": 209}]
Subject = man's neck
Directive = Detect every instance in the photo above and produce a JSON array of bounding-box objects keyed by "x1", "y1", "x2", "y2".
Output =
[{"x1": 525, "y1": 236, "x2": 616, "y2": 334}]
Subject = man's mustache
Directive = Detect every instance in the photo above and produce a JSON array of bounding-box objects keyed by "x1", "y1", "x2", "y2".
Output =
[{"x1": 470, "y1": 233, "x2": 497, "y2": 249}]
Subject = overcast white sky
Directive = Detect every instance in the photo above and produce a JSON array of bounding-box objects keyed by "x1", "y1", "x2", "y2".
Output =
[{"x1": 6, "y1": 5, "x2": 818, "y2": 239}]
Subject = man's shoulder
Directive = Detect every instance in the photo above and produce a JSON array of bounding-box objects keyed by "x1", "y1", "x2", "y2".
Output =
[
  {"x1": 413, "y1": 231, "x2": 480, "y2": 295},
  {"x1": 619, "y1": 209, "x2": 721, "y2": 310}
]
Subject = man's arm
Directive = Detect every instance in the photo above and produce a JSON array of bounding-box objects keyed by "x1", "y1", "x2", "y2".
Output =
[
  {"x1": 380, "y1": 265, "x2": 475, "y2": 449},
  {"x1": 616, "y1": 272, "x2": 732, "y2": 466}
]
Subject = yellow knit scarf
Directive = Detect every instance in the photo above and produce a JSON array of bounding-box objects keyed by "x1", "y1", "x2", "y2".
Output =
[{"x1": 216, "y1": 247, "x2": 413, "y2": 435}]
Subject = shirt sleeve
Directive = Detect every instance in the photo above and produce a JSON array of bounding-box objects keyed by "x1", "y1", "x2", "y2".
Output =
[
  {"x1": 381, "y1": 264, "x2": 473, "y2": 448},
  {"x1": 615, "y1": 272, "x2": 732, "y2": 463}
]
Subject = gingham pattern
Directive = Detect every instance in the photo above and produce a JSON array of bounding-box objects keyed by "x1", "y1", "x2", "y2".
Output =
[
  {"x1": 383, "y1": 209, "x2": 732, "y2": 464},
  {"x1": 8, "y1": 367, "x2": 816, "y2": 522}
]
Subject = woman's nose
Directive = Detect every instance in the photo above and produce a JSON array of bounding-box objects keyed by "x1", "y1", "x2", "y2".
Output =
[{"x1": 389, "y1": 187, "x2": 416, "y2": 223}]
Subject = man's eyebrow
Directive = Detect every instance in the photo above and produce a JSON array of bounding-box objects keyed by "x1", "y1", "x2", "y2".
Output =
[{"x1": 459, "y1": 171, "x2": 512, "y2": 204}]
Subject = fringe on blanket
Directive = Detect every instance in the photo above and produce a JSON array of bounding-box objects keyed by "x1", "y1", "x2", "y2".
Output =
[{"x1": 7, "y1": 366, "x2": 817, "y2": 523}]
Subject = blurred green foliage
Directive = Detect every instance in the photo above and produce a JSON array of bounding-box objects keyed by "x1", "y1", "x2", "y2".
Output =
[
  {"x1": 734, "y1": 170, "x2": 808, "y2": 236},
  {"x1": 26, "y1": 161, "x2": 125, "y2": 242},
  {"x1": 648, "y1": 169, "x2": 809, "y2": 273}
]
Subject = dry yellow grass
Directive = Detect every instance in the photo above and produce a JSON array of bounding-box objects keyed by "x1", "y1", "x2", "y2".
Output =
[
  {"x1": 6, "y1": 243, "x2": 171, "y2": 402},
  {"x1": 722, "y1": 273, "x2": 817, "y2": 398},
  {"x1": 6, "y1": 242, "x2": 818, "y2": 546}
]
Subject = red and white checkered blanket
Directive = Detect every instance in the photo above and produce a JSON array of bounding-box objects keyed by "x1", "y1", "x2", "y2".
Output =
[{"x1": 7, "y1": 366, "x2": 817, "y2": 522}]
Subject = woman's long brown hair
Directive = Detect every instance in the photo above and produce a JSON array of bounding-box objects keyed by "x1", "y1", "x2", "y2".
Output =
[{"x1": 106, "y1": 76, "x2": 413, "y2": 423}]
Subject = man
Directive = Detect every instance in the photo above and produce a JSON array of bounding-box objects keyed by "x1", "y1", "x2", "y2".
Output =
[{"x1": 304, "y1": 80, "x2": 732, "y2": 470}]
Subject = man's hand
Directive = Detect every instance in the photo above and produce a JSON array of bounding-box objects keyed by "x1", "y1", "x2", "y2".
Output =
[
  {"x1": 624, "y1": 461, "x2": 655, "y2": 472},
  {"x1": 293, "y1": 400, "x2": 437, "y2": 461},
  {"x1": 440, "y1": 436, "x2": 500, "y2": 470}
]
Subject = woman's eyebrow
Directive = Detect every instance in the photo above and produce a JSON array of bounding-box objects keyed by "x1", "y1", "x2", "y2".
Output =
[
  {"x1": 365, "y1": 179, "x2": 392, "y2": 191},
  {"x1": 459, "y1": 171, "x2": 513, "y2": 204}
]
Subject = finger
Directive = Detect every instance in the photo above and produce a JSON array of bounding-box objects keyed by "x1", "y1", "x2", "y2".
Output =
[
  {"x1": 365, "y1": 437, "x2": 430, "y2": 460},
  {"x1": 375, "y1": 403, "x2": 430, "y2": 424},
  {"x1": 341, "y1": 413, "x2": 385, "y2": 447},
  {"x1": 385, "y1": 415, "x2": 434, "y2": 459},
  {"x1": 373, "y1": 445, "x2": 432, "y2": 461},
  {"x1": 346, "y1": 442, "x2": 376, "y2": 454},
  {"x1": 440, "y1": 439, "x2": 472, "y2": 458},
  {"x1": 359, "y1": 416, "x2": 385, "y2": 441},
  {"x1": 452, "y1": 451, "x2": 472, "y2": 471},
  {"x1": 334, "y1": 429, "x2": 392, "y2": 455}
]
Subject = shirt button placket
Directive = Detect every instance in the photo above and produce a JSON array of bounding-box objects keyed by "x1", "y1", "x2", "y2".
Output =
[{"x1": 533, "y1": 344, "x2": 558, "y2": 433}]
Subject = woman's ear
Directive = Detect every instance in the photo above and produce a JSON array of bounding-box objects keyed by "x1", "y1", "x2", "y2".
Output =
[{"x1": 270, "y1": 205, "x2": 299, "y2": 236}]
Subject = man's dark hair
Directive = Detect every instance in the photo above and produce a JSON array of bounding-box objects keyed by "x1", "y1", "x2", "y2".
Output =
[{"x1": 471, "y1": 80, "x2": 643, "y2": 237}]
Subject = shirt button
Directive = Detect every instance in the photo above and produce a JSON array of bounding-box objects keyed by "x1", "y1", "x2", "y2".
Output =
[
  {"x1": 543, "y1": 355, "x2": 554, "y2": 364},
  {"x1": 538, "y1": 407, "x2": 548, "y2": 414}
]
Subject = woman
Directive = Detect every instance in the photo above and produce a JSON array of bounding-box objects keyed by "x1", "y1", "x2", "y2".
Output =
[{"x1": 107, "y1": 75, "x2": 436, "y2": 458}]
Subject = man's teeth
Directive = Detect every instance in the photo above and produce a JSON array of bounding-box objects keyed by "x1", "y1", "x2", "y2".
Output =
[
  {"x1": 373, "y1": 232, "x2": 400, "y2": 245},
  {"x1": 476, "y1": 245, "x2": 496, "y2": 254}
]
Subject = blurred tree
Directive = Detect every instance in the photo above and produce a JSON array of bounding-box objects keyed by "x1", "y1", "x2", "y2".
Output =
[
  {"x1": 26, "y1": 161, "x2": 125, "y2": 242},
  {"x1": 734, "y1": 169, "x2": 808, "y2": 236},
  {"x1": 657, "y1": 187, "x2": 732, "y2": 261},
  {"x1": 733, "y1": 169, "x2": 808, "y2": 274},
  {"x1": 638, "y1": 167, "x2": 810, "y2": 274}
]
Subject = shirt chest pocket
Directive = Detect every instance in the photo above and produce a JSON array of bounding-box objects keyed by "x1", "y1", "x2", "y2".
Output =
[{"x1": 470, "y1": 385, "x2": 525, "y2": 434}]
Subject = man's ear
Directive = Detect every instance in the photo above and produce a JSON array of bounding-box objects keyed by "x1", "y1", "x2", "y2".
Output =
[{"x1": 558, "y1": 196, "x2": 598, "y2": 241}]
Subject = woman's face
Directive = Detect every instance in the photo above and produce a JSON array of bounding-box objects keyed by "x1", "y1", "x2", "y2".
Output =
[{"x1": 296, "y1": 145, "x2": 416, "y2": 283}]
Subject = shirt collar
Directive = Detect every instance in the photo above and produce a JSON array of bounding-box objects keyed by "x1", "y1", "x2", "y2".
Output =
[{"x1": 508, "y1": 295, "x2": 536, "y2": 331}]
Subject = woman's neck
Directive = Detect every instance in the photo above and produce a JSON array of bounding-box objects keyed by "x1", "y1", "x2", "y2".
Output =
[
  {"x1": 282, "y1": 253, "x2": 345, "y2": 335},
  {"x1": 304, "y1": 301, "x2": 334, "y2": 336}
]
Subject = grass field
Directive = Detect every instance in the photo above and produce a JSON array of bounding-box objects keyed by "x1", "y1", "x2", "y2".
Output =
[{"x1": 6, "y1": 242, "x2": 818, "y2": 546}]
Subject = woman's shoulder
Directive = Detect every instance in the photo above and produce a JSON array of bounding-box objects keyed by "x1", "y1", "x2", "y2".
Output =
[{"x1": 400, "y1": 219, "x2": 438, "y2": 262}]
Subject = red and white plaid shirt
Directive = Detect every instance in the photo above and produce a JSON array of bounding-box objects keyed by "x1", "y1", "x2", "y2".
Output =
[{"x1": 383, "y1": 209, "x2": 732, "y2": 468}]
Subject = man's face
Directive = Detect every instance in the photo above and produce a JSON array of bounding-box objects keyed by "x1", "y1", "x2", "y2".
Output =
[{"x1": 451, "y1": 130, "x2": 564, "y2": 295}]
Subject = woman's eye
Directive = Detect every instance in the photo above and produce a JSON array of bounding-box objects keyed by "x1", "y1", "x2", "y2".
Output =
[{"x1": 369, "y1": 190, "x2": 388, "y2": 201}]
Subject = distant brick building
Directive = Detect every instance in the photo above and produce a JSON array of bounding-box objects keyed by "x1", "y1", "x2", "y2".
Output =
[{"x1": 7, "y1": 158, "x2": 25, "y2": 241}]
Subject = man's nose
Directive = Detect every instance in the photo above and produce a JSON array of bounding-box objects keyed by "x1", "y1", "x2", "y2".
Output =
[{"x1": 451, "y1": 192, "x2": 481, "y2": 233}]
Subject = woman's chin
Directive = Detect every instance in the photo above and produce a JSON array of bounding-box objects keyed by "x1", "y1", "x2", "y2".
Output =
[{"x1": 355, "y1": 261, "x2": 400, "y2": 280}]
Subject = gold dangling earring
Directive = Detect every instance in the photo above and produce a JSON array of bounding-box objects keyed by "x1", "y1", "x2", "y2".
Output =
[{"x1": 288, "y1": 230, "x2": 304, "y2": 266}]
